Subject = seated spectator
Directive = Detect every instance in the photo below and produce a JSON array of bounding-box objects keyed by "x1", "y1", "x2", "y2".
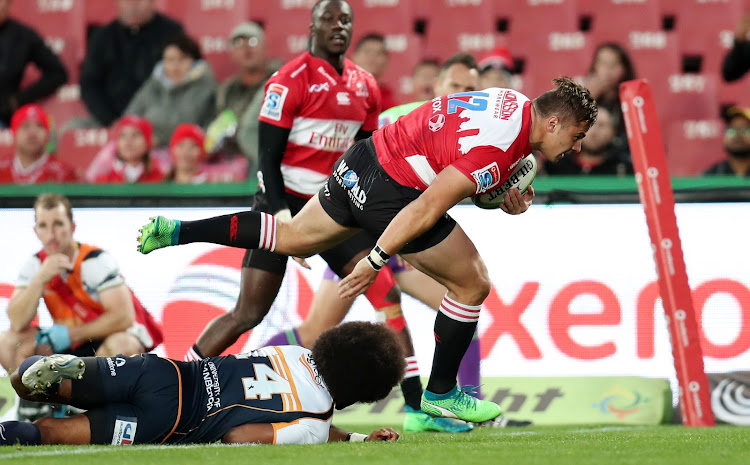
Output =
[
  {"x1": 0, "y1": 104, "x2": 76, "y2": 184},
  {"x1": 410, "y1": 59, "x2": 440, "y2": 102},
  {"x1": 352, "y1": 33, "x2": 397, "y2": 110},
  {"x1": 544, "y1": 106, "x2": 633, "y2": 176},
  {"x1": 91, "y1": 115, "x2": 165, "y2": 183},
  {"x1": 704, "y1": 106, "x2": 750, "y2": 177},
  {"x1": 722, "y1": 14, "x2": 750, "y2": 83},
  {"x1": 124, "y1": 33, "x2": 216, "y2": 147},
  {"x1": 0, "y1": 0, "x2": 68, "y2": 127},
  {"x1": 477, "y1": 47, "x2": 514, "y2": 89},
  {"x1": 79, "y1": 0, "x2": 183, "y2": 127},
  {"x1": 165, "y1": 123, "x2": 247, "y2": 183},
  {"x1": 583, "y1": 42, "x2": 635, "y2": 158},
  {"x1": 208, "y1": 22, "x2": 274, "y2": 177},
  {"x1": 0, "y1": 193, "x2": 163, "y2": 421}
]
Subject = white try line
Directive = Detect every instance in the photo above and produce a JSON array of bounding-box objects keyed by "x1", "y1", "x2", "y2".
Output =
[{"x1": 0, "y1": 442, "x2": 255, "y2": 460}]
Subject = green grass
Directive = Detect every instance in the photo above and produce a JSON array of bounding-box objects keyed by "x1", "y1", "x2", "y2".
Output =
[{"x1": 1, "y1": 424, "x2": 748, "y2": 465}]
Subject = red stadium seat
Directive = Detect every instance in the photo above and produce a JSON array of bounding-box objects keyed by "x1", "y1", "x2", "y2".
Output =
[
  {"x1": 41, "y1": 84, "x2": 90, "y2": 130},
  {"x1": 627, "y1": 31, "x2": 680, "y2": 84},
  {"x1": 671, "y1": 0, "x2": 742, "y2": 73},
  {"x1": 422, "y1": 0, "x2": 497, "y2": 61},
  {"x1": 371, "y1": 33, "x2": 423, "y2": 105},
  {"x1": 522, "y1": 32, "x2": 592, "y2": 99},
  {"x1": 84, "y1": 0, "x2": 117, "y2": 26},
  {"x1": 0, "y1": 130, "x2": 14, "y2": 158},
  {"x1": 719, "y1": 78, "x2": 750, "y2": 108},
  {"x1": 347, "y1": 0, "x2": 416, "y2": 35},
  {"x1": 664, "y1": 119, "x2": 725, "y2": 176},
  {"x1": 587, "y1": 0, "x2": 661, "y2": 45},
  {"x1": 11, "y1": 0, "x2": 86, "y2": 63},
  {"x1": 258, "y1": 1, "x2": 315, "y2": 61},
  {"x1": 656, "y1": 73, "x2": 721, "y2": 130},
  {"x1": 58, "y1": 127, "x2": 109, "y2": 177},
  {"x1": 500, "y1": 0, "x2": 579, "y2": 59}
]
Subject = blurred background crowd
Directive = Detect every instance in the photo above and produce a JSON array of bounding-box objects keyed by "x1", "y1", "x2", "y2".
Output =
[{"x1": 1, "y1": 0, "x2": 749, "y2": 186}]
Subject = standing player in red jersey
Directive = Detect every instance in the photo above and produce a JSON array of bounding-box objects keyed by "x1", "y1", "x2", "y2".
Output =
[
  {"x1": 142, "y1": 0, "x2": 461, "y2": 432},
  {"x1": 138, "y1": 77, "x2": 597, "y2": 423}
]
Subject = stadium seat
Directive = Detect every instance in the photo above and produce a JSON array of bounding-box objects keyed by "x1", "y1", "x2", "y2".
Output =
[
  {"x1": 0, "y1": 129, "x2": 13, "y2": 158},
  {"x1": 718, "y1": 78, "x2": 750, "y2": 108},
  {"x1": 422, "y1": 0, "x2": 497, "y2": 61},
  {"x1": 58, "y1": 128, "x2": 109, "y2": 177},
  {"x1": 41, "y1": 84, "x2": 90, "y2": 130},
  {"x1": 627, "y1": 31, "x2": 680, "y2": 85},
  {"x1": 664, "y1": 119, "x2": 726, "y2": 176},
  {"x1": 258, "y1": 1, "x2": 315, "y2": 61},
  {"x1": 84, "y1": 0, "x2": 117, "y2": 26},
  {"x1": 587, "y1": 0, "x2": 661, "y2": 45},
  {"x1": 500, "y1": 0, "x2": 579, "y2": 59},
  {"x1": 522, "y1": 33, "x2": 592, "y2": 99},
  {"x1": 347, "y1": 0, "x2": 416, "y2": 35},
  {"x1": 11, "y1": 0, "x2": 86, "y2": 63},
  {"x1": 656, "y1": 73, "x2": 720, "y2": 131},
  {"x1": 671, "y1": 0, "x2": 742, "y2": 73},
  {"x1": 369, "y1": 33, "x2": 423, "y2": 105}
]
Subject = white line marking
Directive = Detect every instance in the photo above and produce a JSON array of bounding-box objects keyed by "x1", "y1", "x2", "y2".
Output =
[{"x1": 0, "y1": 442, "x2": 256, "y2": 460}]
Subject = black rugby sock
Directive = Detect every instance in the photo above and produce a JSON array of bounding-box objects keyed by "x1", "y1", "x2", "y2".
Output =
[
  {"x1": 427, "y1": 313, "x2": 478, "y2": 394},
  {"x1": 178, "y1": 211, "x2": 264, "y2": 249},
  {"x1": 400, "y1": 376, "x2": 423, "y2": 411}
]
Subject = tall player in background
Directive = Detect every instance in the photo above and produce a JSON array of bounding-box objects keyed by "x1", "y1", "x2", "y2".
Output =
[
  {"x1": 0, "y1": 322, "x2": 402, "y2": 446},
  {"x1": 138, "y1": 78, "x2": 597, "y2": 423},
  {"x1": 173, "y1": 0, "x2": 459, "y2": 433}
]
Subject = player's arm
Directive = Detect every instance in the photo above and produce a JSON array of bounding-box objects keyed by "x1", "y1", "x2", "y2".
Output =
[
  {"x1": 7, "y1": 255, "x2": 72, "y2": 331},
  {"x1": 258, "y1": 121, "x2": 292, "y2": 216},
  {"x1": 67, "y1": 283, "x2": 134, "y2": 344},
  {"x1": 221, "y1": 423, "x2": 275, "y2": 444},
  {"x1": 339, "y1": 166, "x2": 474, "y2": 298},
  {"x1": 328, "y1": 425, "x2": 400, "y2": 442}
]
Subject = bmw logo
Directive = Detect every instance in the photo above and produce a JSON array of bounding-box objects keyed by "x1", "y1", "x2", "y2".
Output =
[{"x1": 342, "y1": 170, "x2": 359, "y2": 187}]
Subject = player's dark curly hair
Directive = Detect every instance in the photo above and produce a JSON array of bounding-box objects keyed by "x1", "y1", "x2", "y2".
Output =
[
  {"x1": 312, "y1": 321, "x2": 405, "y2": 410},
  {"x1": 534, "y1": 76, "x2": 598, "y2": 130}
]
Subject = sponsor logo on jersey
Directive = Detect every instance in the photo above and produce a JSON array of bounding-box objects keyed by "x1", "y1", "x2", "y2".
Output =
[
  {"x1": 336, "y1": 92, "x2": 351, "y2": 106},
  {"x1": 497, "y1": 90, "x2": 519, "y2": 121},
  {"x1": 342, "y1": 170, "x2": 359, "y2": 187},
  {"x1": 308, "y1": 82, "x2": 330, "y2": 93},
  {"x1": 431, "y1": 96, "x2": 442, "y2": 114},
  {"x1": 203, "y1": 360, "x2": 222, "y2": 412},
  {"x1": 260, "y1": 83, "x2": 289, "y2": 121},
  {"x1": 106, "y1": 356, "x2": 126, "y2": 376},
  {"x1": 471, "y1": 162, "x2": 501, "y2": 194},
  {"x1": 429, "y1": 114, "x2": 445, "y2": 132},
  {"x1": 112, "y1": 417, "x2": 137, "y2": 445}
]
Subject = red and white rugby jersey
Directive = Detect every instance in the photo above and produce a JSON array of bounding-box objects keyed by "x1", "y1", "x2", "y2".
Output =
[
  {"x1": 0, "y1": 153, "x2": 78, "y2": 184},
  {"x1": 372, "y1": 88, "x2": 532, "y2": 196},
  {"x1": 258, "y1": 52, "x2": 381, "y2": 197}
]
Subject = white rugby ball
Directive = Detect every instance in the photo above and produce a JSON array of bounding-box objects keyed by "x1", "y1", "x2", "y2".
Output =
[{"x1": 471, "y1": 154, "x2": 537, "y2": 210}]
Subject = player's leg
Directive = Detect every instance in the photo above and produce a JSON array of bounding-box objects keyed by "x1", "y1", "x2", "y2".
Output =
[
  {"x1": 0, "y1": 415, "x2": 91, "y2": 446},
  {"x1": 96, "y1": 332, "x2": 145, "y2": 357},
  {"x1": 400, "y1": 224, "x2": 502, "y2": 423},
  {"x1": 395, "y1": 264, "x2": 484, "y2": 399},
  {"x1": 0, "y1": 327, "x2": 38, "y2": 373}
]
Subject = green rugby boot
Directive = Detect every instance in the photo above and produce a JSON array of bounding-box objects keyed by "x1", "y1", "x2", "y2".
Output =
[
  {"x1": 21, "y1": 354, "x2": 85, "y2": 395},
  {"x1": 403, "y1": 406, "x2": 473, "y2": 433},
  {"x1": 421, "y1": 385, "x2": 502, "y2": 423},
  {"x1": 137, "y1": 216, "x2": 180, "y2": 254}
]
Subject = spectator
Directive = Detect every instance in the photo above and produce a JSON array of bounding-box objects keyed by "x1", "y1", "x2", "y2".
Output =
[
  {"x1": 0, "y1": 193, "x2": 163, "y2": 420},
  {"x1": 704, "y1": 106, "x2": 750, "y2": 176},
  {"x1": 352, "y1": 33, "x2": 397, "y2": 110},
  {"x1": 165, "y1": 123, "x2": 247, "y2": 183},
  {"x1": 722, "y1": 14, "x2": 750, "y2": 83},
  {"x1": 124, "y1": 33, "x2": 217, "y2": 147},
  {"x1": 410, "y1": 59, "x2": 440, "y2": 102},
  {"x1": 0, "y1": 0, "x2": 68, "y2": 126},
  {"x1": 583, "y1": 42, "x2": 635, "y2": 157},
  {"x1": 0, "y1": 104, "x2": 76, "y2": 184},
  {"x1": 79, "y1": 0, "x2": 183, "y2": 127},
  {"x1": 209, "y1": 22, "x2": 273, "y2": 176},
  {"x1": 477, "y1": 46, "x2": 514, "y2": 89},
  {"x1": 544, "y1": 106, "x2": 633, "y2": 176},
  {"x1": 91, "y1": 115, "x2": 165, "y2": 183}
]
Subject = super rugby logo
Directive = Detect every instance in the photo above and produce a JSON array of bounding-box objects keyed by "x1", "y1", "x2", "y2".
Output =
[
  {"x1": 471, "y1": 162, "x2": 501, "y2": 194},
  {"x1": 260, "y1": 83, "x2": 289, "y2": 121},
  {"x1": 429, "y1": 114, "x2": 445, "y2": 132},
  {"x1": 111, "y1": 418, "x2": 137, "y2": 445}
]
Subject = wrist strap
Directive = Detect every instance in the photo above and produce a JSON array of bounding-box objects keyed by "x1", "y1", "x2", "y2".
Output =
[
  {"x1": 365, "y1": 245, "x2": 390, "y2": 271},
  {"x1": 348, "y1": 432, "x2": 368, "y2": 442}
]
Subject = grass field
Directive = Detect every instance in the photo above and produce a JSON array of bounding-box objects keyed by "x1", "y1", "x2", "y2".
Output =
[{"x1": 1, "y1": 424, "x2": 748, "y2": 465}]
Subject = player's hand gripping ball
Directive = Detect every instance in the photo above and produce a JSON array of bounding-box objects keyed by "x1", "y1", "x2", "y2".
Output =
[{"x1": 472, "y1": 154, "x2": 537, "y2": 210}]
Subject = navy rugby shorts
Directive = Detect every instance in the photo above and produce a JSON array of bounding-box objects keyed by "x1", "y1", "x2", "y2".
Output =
[{"x1": 319, "y1": 138, "x2": 456, "y2": 254}]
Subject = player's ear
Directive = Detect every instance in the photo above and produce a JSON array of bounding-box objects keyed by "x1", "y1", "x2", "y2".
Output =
[{"x1": 546, "y1": 115, "x2": 560, "y2": 133}]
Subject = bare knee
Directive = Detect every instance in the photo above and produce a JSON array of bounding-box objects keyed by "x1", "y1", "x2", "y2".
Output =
[
  {"x1": 232, "y1": 295, "x2": 271, "y2": 331},
  {"x1": 453, "y1": 270, "x2": 491, "y2": 306},
  {"x1": 96, "y1": 332, "x2": 144, "y2": 357}
]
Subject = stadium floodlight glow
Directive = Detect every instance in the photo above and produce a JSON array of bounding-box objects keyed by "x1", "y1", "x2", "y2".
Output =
[{"x1": 620, "y1": 79, "x2": 715, "y2": 427}]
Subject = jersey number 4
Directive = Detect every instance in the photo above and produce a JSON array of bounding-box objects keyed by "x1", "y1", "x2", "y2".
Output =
[
  {"x1": 242, "y1": 364, "x2": 293, "y2": 400},
  {"x1": 447, "y1": 91, "x2": 490, "y2": 114}
]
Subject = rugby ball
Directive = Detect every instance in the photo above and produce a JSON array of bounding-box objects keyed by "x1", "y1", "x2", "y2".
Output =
[{"x1": 471, "y1": 154, "x2": 537, "y2": 210}]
